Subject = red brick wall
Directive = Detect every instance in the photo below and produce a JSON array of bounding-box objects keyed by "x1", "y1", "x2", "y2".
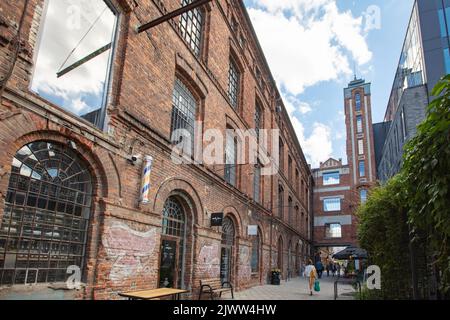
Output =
[{"x1": 0, "y1": 0, "x2": 313, "y2": 299}]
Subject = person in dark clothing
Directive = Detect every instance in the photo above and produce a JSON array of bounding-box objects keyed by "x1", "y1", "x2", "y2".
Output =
[
  {"x1": 316, "y1": 261, "x2": 324, "y2": 279},
  {"x1": 326, "y1": 263, "x2": 330, "y2": 277},
  {"x1": 331, "y1": 263, "x2": 337, "y2": 277}
]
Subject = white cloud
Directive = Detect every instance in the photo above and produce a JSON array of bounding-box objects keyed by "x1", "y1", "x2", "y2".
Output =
[
  {"x1": 283, "y1": 93, "x2": 312, "y2": 115},
  {"x1": 247, "y1": 0, "x2": 373, "y2": 167},
  {"x1": 248, "y1": 0, "x2": 372, "y2": 95},
  {"x1": 290, "y1": 116, "x2": 333, "y2": 167}
]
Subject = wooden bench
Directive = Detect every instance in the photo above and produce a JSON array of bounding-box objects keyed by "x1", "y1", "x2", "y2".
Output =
[{"x1": 198, "y1": 279, "x2": 234, "y2": 300}]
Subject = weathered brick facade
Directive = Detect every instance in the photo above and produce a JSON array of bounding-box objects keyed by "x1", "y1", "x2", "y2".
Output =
[
  {"x1": 312, "y1": 78, "x2": 377, "y2": 259},
  {"x1": 0, "y1": 0, "x2": 312, "y2": 299}
]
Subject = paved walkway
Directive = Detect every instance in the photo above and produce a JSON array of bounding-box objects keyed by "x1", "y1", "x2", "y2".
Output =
[{"x1": 232, "y1": 276, "x2": 357, "y2": 300}]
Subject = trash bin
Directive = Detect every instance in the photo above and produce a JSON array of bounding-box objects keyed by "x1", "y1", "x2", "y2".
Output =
[{"x1": 271, "y1": 271, "x2": 281, "y2": 285}]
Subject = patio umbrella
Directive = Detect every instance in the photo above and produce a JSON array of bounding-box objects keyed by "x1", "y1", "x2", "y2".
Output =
[{"x1": 332, "y1": 246, "x2": 368, "y2": 260}]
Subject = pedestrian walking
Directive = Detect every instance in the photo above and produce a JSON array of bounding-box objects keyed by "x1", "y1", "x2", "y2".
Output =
[
  {"x1": 316, "y1": 260, "x2": 324, "y2": 279},
  {"x1": 337, "y1": 263, "x2": 341, "y2": 277},
  {"x1": 331, "y1": 263, "x2": 337, "y2": 277},
  {"x1": 304, "y1": 259, "x2": 318, "y2": 296},
  {"x1": 326, "y1": 263, "x2": 330, "y2": 277}
]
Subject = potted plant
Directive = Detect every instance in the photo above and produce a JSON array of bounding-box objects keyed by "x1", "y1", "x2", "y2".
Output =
[{"x1": 271, "y1": 269, "x2": 281, "y2": 285}]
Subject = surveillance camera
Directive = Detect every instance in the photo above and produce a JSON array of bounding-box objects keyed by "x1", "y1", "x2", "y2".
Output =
[{"x1": 128, "y1": 154, "x2": 142, "y2": 165}]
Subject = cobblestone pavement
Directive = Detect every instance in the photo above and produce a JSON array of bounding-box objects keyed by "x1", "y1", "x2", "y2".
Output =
[{"x1": 231, "y1": 276, "x2": 357, "y2": 300}]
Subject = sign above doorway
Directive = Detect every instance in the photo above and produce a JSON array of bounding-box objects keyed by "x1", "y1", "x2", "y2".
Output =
[{"x1": 210, "y1": 212, "x2": 224, "y2": 227}]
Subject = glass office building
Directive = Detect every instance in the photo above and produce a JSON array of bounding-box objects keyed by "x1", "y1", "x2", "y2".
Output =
[{"x1": 376, "y1": 0, "x2": 450, "y2": 182}]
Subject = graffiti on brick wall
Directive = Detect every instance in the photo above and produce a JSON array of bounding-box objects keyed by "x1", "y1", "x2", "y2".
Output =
[
  {"x1": 238, "y1": 246, "x2": 251, "y2": 280},
  {"x1": 102, "y1": 222, "x2": 158, "y2": 283},
  {"x1": 272, "y1": 252, "x2": 278, "y2": 268},
  {"x1": 197, "y1": 243, "x2": 220, "y2": 278}
]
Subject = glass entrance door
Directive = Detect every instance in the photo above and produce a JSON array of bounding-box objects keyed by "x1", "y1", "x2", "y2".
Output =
[
  {"x1": 159, "y1": 238, "x2": 179, "y2": 288},
  {"x1": 220, "y1": 247, "x2": 232, "y2": 283}
]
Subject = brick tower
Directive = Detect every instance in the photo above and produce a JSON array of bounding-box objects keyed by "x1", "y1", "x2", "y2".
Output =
[{"x1": 344, "y1": 77, "x2": 377, "y2": 199}]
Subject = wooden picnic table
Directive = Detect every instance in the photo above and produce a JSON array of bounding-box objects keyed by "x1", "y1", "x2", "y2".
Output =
[{"x1": 119, "y1": 288, "x2": 189, "y2": 300}]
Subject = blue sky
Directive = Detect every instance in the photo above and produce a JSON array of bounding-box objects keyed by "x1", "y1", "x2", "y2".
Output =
[{"x1": 244, "y1": 0, "x2": 415, "y2": 167}]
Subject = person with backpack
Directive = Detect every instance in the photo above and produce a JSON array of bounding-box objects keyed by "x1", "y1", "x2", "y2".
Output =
[{"x1": 304, "y1": 259, "x2": 318, "y2": 296}]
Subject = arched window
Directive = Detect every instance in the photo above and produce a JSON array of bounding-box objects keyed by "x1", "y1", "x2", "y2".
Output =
[
  {"x1": 277, "y1": 237, "x2": 283, "y2": 271},
  {"x1": 0, "y1": 141, "x2": 93, "y2": 285},
  {"x1": 278, "y1": 185, "x2": 284, "y2": 218},
  {"x1": 220, "y1": 217, "x2": 235, "y2": 283},
  {"x1": 160, "y1": 197, "x2": 186, "y2": 288},
  {"x1": 288, "y1": 241, "x2": 292, "y2": 275},
  {"x1": 179, "y1": 0, "x2": 204, "y2": 56},
  {"x1": 250, "y1": 229, "x2": 260, "y2": 273},
  {"x1": 162, "y1": 197, "x2": 186, "y2": 238},
  {"x1": 288, "y1": 196, "x2": 293, "y2": 224},
  {"x1": 279, "y1": 138, "x2": 284, "y2": 173},
  {"x1": 355, "y1": 93, "x2": 362, "y2": 112}
]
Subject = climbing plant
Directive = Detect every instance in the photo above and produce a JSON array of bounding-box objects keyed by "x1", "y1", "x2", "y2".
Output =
[
  {"x1": 358, "y1": 75, "x2": 450, "y2": 299},
  {"x1": 357, "y1": 175, "x2": 411, "y2": 299},
  {"x1": 402, "y1": 74, "x2": 450, "y2": 296}
]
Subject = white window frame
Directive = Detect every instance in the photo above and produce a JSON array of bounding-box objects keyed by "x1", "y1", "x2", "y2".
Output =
[
  {"x1": 323, "y1": 198, "x2": 341, "y2": 212},
  {"x1": 358, "y1": 140, "x2": 364, "y2": 155}
]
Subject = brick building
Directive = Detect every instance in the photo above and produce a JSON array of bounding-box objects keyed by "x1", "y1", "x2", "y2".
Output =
[
  {"x1": 0, "y1": 0, "x2": 313, "y2": 299},
  {"x1": 313, "y1": 78, "x2": 377, "y2": 260}
]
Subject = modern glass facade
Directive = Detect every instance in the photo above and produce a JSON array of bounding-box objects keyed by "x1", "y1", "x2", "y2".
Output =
[
  {"x1": 376, "y1": 0, "x2": 450, "y2": 183},
  {"x1": 385, "y1": 2, "x2": 425, "y2": 122}
]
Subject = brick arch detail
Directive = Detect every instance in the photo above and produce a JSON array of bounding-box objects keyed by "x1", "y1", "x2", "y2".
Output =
[
  {"x1": 0, "y1": 128, "x2": 118, "y2": 201},
  {"x1": 152, "y1": 178, "x2": 204, "y2": 226},
  {"x1": 222, "y1": 206, "x2": 243, "y2": 238}
]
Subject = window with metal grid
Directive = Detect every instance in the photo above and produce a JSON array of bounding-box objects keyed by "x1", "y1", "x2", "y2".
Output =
[
  {"x1": 279, "y1": 138, "x2": 284, "y2": 174},
  {"x1": 171, "y1": 78, "x2": 197, "y2": 155},
  {"x1": 0, "y1": 142, "x2": 93, "y2": 286},
  {"x1": 253, "y1": 163, "x2": 261, "y2": 203},
  {"x1": 179, "y1": 0, "x2": 204, "y2": 56},
  {"x1": 228, "y1": 58, "x2": 240, "y2": 109},
  {"x1": 251, "y1": 232, "x2": 260, "y2": 273},
  {"x1": 221, "y1": 217, "x2": 235, "y2": 247},
  {"x1": 288, "y1": 197, "x2": 293, "y2": 225},
  {"x1": 162, "y1": 197, "x2": 186, "y2": 238},
  {"x1": 278, "y1": 185, "x2": 284, "y2": 218},
  {"x1": 225, "y1": 131, "x2": 237, "y2": 186},
  {"x1": 255, "y1": 103, "x2": 262, "y2": 139}
]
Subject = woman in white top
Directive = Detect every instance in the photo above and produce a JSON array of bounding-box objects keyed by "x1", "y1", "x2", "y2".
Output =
[{"x1": 304, "y1": 259, "x2": 318, "y2": 296}]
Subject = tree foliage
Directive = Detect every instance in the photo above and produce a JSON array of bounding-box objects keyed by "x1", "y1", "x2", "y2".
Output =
[
  {"x1": 358, "y1": 75, "x2": 450, "y2": 299},
  {"x1": 402, "y1": 74, "x2": 450, "y2": 295},
  {"x1": 357, "y1": 176, "x2": 411, "y2": 299}
]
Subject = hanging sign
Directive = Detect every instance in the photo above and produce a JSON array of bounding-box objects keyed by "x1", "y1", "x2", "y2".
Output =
[
  {"x1": 210, "y1": 213, "x2": 224, "y2": 227},
  {"x1": 140, "y1": 156, "x2": 154, "y2": 204}
]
